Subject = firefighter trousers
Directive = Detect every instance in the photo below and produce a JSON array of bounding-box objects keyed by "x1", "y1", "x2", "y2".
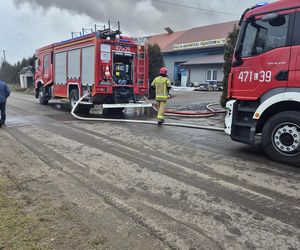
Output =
[{"x1": 157, "y1": 101, "x2": 167, "y2": 122}]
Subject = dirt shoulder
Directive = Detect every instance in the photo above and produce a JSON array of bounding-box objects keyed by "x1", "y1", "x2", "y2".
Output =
[
  {"x1": 0, "y1": 131, "x2": 108, "y2": 249},
  {"x1": 0, "y1": 130, "x2": 167, "y2": 250}
]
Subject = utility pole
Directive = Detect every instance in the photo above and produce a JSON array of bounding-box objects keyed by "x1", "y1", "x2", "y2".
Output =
[{"x1": 2, "y1": 50, "x2": 6, "y2": 62}]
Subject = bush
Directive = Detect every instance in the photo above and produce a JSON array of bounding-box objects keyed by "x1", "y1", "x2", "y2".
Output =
[
  {"x1": 220, "y1": 26, "x2": 239, "y2": 107},
  {"x1": 148, "y1": 44, "x2": 164, "y2": 99},
  {"x1": 0, "y1": 56, "x2": 34, "y2": 85}
]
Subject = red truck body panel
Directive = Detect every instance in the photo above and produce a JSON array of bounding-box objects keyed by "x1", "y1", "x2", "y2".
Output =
[
  {"x1": 35, "y1": 32, "x2": 148, "y2": 104},
  {"x1": 228, "y1": 0, "x2": 300, "y2": 101}
]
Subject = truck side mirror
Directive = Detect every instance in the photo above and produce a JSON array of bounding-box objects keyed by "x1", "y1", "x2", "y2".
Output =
[
  {"x1": 261, "y1": 13, "x2": 279, "y2": 22},
  {"x1": 262, "y1": 13, "x2": 285, "y2": 27}
]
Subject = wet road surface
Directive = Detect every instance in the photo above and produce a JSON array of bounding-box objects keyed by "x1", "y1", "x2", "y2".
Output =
[{"x1": 1, "y1": 92, "x2": 300, "y2": 249}]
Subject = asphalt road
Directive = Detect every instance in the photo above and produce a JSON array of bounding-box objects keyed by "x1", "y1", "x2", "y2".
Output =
[{"x1": 1, "y1": 92, "x2": 300, "y2": 249}]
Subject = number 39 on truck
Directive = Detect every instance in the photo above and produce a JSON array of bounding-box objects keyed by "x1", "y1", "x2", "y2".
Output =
[{"x1": 225, "y1": 0, "x2": 300, "y2": 166}]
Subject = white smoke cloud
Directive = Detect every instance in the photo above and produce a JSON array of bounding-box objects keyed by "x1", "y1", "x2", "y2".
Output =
[
  {"x1": 13, "y1": 0, "x2": 253, "y2": 35},
  {"x1": 2, "y1": 0, "x2": 277, "y2": 63}
]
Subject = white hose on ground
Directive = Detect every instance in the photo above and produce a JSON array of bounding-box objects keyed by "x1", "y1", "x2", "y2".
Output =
[{"x1": 71, "y1": 94, "x2": 225, "y2": 132}]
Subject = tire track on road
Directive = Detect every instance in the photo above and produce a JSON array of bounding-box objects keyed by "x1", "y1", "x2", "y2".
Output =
[
  {"x1": 27, "y1": 123, "x2": 300, "y2": 248},
  {"x1": 68, "y1": 123, "x2": 300, "y2": 179},
  {"x1": 43, "y1": 123, "x2": 300, "y2": 229},
  {"x1": 7, "y1": 127, "x2": 224, "y2": 250}
]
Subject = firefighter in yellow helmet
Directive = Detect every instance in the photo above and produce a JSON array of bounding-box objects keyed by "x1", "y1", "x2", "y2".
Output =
[{"x1": 151, "y1": 67, "x2": 171, "y2": 125}]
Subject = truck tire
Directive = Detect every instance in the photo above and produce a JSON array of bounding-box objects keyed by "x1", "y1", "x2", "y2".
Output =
[
  {"x1": 69, "y1": 89, "x2": 90, "y2": 114},
  {"x1": 38, "y1": 86, "x2": 49, "y2": 105},
  {"x1": 262, "y1": 111, "x2": 300, "y2": 166}
]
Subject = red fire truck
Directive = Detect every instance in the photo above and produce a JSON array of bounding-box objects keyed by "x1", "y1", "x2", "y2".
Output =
[
  {"x1": 34, "y1": 27, "x2": 149, "y2": 113},
  {"x1": 225, "y1": 0, "x2": 300, "y2": 166}
]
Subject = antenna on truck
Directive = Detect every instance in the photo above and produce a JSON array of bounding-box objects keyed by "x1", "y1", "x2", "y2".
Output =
[
  {"x1": 95, "y1": 24, "x2": 106, "y2": 32},
  {"x1": 82, "y1": 28, "x2": 93, "y2": 35},
  {"x1": 71, "y1": 31, "x2": 82, "y2": 38}
]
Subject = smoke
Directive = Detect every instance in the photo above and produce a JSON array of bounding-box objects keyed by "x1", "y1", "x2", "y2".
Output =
[{"x1": 13, "y1": 0, "x2": 247, "y2": 36}]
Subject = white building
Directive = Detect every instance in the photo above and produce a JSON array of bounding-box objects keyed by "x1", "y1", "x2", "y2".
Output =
[{"x1": 19, "y1": 66, "x2": 34, "y2": 88}]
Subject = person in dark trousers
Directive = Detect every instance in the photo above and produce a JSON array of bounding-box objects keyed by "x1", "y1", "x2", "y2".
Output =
[{"x1": 0, "y1": 80, "x2": 10, "y2": 127}]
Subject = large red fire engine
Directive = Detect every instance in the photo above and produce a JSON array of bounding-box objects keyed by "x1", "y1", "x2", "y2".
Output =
[
  {"x1": 34, "y1": 26, "x2": 149, "y2": 113},
  {"x1": 225, "y1": 0, "x2": 300, "y2": 166}
]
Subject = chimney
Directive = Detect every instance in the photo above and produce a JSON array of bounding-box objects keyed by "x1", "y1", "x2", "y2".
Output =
[{"x1": 164, "y1": 27, "x2": 174, "y2": 34}]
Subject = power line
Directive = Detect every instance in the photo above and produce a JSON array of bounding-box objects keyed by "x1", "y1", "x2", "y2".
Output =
[{"x1": 151, "y1": 0, "x2": 240, "y2": 16}]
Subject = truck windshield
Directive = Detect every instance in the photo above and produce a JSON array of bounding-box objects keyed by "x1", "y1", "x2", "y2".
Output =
[{"x1": 240, "y1": 14, "x2": 289, "y2": 57}]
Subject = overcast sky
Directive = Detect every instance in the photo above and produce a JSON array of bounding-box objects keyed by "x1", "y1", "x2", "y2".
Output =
[{"x1": 0, "y1": 0, "x2": 277, "y2": 64}]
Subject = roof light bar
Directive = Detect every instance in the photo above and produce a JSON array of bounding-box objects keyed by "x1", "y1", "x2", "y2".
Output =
[{"x1": 255, "y1": 2, "x2": 269, "y2": 8}]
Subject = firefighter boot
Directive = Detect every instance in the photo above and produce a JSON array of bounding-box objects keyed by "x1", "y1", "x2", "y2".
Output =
[
  {"x1": 157, "y1": 119, "x2": 165, "y2": 125},
  {"x1": 157, "y1": 101, "x2": 166, "y2": 125}
]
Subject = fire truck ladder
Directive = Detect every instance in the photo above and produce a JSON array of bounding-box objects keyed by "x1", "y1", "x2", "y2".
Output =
[{"x1": 136, "y1": 39, "x2": 146, "y2": 86}]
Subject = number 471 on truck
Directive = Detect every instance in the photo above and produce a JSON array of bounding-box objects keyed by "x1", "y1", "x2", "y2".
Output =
[{"x1": 225, "y1": 0, "x2": 300, "y2": 166}]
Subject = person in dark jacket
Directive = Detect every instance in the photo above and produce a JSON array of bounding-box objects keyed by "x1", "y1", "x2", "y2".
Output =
[{"x1": 0, "y1": 80, "x2": 10, "y2": 127}]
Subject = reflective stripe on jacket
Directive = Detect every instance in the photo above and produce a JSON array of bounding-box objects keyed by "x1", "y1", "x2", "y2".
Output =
[{"x1": 151, "y1": 76, "x2": 171, "y2": 101}]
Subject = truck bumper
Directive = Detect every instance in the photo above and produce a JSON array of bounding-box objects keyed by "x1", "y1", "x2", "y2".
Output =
[{"x1": 225, "y1": 100, "x2": 236, "y2": 135}]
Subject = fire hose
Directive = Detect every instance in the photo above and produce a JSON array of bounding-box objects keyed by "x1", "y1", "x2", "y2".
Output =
[
  {"x1": 151, "y1": 102, "x2": 225, "y2": 118},
  {"x1": 71, "y1": 93, "x2": 225, "y2": 132}
]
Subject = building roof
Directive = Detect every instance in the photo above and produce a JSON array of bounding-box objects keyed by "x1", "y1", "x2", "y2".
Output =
[
  {"x1": 19, "y1": 66, "x2": 34, "y2": 75},
  {"x1": 146, "y1": 30, "x2": 185, "y2": 51},
  {"x1": 181, "y1": 54, "x2": 224, "y2": 66},
  {"x1": 147, "y1": 20, "x2": 238, "y2": 53}
]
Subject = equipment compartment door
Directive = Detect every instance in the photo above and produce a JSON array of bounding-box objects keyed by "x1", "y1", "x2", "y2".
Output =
[
  {"x1": 53, "y1": 51, "x2": 68, "y2": 97},
  {"x1": 112, "y1": 53, "x2": 133, "y2": 85}
]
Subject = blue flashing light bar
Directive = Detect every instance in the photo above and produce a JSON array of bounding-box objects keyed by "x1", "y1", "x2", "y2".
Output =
[
  {"x1": 118, "y1": 39, "x2": 130, "y2": 43},
  {"x1": 256, "y1": 2, "x2": 269, "y2": 7}
]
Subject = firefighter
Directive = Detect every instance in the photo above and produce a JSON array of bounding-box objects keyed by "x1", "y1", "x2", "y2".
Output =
[
  {"x1": 151, "y1": 67, "x2": 171, "y2": 125},
  {"x1": 0, "y1": 80, "x2": 10, "y2": 127}
]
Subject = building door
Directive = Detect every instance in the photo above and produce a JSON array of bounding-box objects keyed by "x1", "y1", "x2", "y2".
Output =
[
  {"x1": 174, "y1": 62, "x2": 185, "y2": 86},
  {"x1": 27, "y1": 76, "x2": 34, "y2": 87},
  {"x1": 180, "y1": 68, "x2": 188, "y2": 87}
]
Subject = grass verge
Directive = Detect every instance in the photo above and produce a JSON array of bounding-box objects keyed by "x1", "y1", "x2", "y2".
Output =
[
  {"x1": 8, "y1": 84, "x2": 34, "y2": 95},
  {"x1": 0, "y1": 178, "x2": 42, "y2": 249}
]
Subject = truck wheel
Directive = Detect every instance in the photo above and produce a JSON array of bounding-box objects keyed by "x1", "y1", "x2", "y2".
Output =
[
  {"x1": 38, "y1": 86, "x2": 48, "y2": 105},
  {"x1": 69, "y1": 89, "x2": 90, "y2": 114},
  {"x1": 262, "y1": 111, "x2": 300, "y2": 166}
]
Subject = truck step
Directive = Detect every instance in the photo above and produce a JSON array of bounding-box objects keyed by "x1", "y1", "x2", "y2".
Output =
[
  {"x1": 231, "y1": 135, "x2": 255, "y2": 145},
  {"x1": 237, "y1": 105, "x2": 257, "y2": 113},
  {"x1": 233, "y1": 121, "x2": 255, "y2": 127}
]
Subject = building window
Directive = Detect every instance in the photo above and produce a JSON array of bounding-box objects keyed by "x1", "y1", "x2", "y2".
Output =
[{"x1": 206, "y1": 69, "x2": 217, "y2": 81}]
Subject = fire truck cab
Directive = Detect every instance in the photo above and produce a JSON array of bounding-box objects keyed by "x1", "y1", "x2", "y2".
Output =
[
  {"x1": 225, "y1": 0, "x2": 300, "y2": 166},
  {"x1": 34, "y1": 27, "x2": 148, "y2": 113}
]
